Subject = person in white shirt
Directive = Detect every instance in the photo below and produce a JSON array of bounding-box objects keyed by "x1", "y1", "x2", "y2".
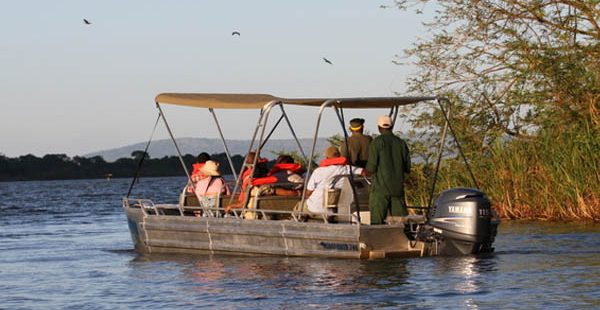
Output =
[{"x1": 300, "y1": 146, "x2": 363, "y2": 214}]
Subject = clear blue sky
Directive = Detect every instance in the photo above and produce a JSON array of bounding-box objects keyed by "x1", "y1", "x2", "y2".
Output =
[{"x1": 0, "y1": 1, "x2": 432, "y2": 157}]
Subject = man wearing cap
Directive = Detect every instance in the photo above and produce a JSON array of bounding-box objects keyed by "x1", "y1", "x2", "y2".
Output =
[
  {"x1": 340, "y1": 118, "x2": 372, "y2": 168},
  {"x1": 364, "y1": 115, "x2": 411, "y2": 224}
]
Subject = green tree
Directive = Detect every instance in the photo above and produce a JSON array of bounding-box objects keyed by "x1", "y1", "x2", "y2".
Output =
[{"x1": 393, "y1": 0, "x2": 600, "y2": 220}]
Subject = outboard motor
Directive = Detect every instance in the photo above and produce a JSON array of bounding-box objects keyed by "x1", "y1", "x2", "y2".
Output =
[{"x1": 418, "y1": 188, "x2": 499, "y2": 256}]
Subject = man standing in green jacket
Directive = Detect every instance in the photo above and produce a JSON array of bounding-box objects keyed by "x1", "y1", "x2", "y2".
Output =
[{"x1": 364, "y1": 115, "x2": 411, "y2": 224}]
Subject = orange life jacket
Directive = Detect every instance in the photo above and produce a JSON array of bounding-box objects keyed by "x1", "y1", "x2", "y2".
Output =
[
  {"x1": 268, "y1": 163, "x2": 303, "y2": 174},
  {"x1": 319, "y1": 157, "x2": 348, "y2": 167}
]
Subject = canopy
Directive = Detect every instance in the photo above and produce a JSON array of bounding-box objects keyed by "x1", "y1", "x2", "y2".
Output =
[{"x1": 155, "y1": 93, "x2": 438, "y2": 109}]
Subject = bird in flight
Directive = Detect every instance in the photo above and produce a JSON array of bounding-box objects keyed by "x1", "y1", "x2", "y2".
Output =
[
  {"x1": 83, "y1": 19, "x2": 91, "y2": 25},
  {"x1": 231, "y1": 31, "x2": 241, "y2": 36},
  {"x1": 322, "y1": 57, "x2": 333, "y2": 65}
]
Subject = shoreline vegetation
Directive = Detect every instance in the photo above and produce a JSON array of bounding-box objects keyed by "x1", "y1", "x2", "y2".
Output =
[
  {"x1": 0, "y1": 152, "x2": 245, "y2": 182},
  {"x1": 391, "y1": 1, "x2": 600, "y2": 222},
  {"x1": 2, "y1": 132, "x2": 599, "y2": 222}
]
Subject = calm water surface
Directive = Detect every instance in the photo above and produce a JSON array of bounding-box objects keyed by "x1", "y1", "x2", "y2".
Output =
[{"x1": 1, "y1": 177, "x2": 599, "y2": 309}]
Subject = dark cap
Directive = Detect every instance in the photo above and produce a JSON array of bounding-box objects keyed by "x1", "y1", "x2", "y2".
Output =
[
  {"x1": 349, "y1": 118, "x2": 365, "y2": 131},
  {"x1": 197, "y1": 152, "x2": 211, "y2": 163}
]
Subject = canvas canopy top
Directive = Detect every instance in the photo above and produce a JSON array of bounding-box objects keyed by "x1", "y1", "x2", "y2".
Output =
[{"x1": 155, "y1": 93, "x2": 438, "y2": 109}]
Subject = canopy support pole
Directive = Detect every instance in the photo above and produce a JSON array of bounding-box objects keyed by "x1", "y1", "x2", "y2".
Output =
[
  {"x1": 156, "y1": 102, "x2": 189, "y2": 216},
  {"x1": 229, "y1": 108, "x2": 264, "y2": 205},
  {"x1": 438, "y1": 98, "x2": 479, "y2": 189},
  {"x1": 125, "y1": 112, "x2": 161, "y2": 198},
  {"x1": 428, "y1": 103, "x2": 450, "y2": 210},
  {"x1": 388, "y1": 105, "x2": 399, "y2": 128},
  {"x1": 228, "y1": 101, "x2": 281, "y2": 206},
  {"x1": 279, "y1": 104, "x2": 308, "y2": 161},
  {"x1": 254, "y1": 101, "x2": 280, "y2": 167},
  {"x1": 209, "y1": 108, "x2": 237, "y2": 180},
  {"x1": 302, "y1": 99, "x2": 337, "y2": 209},
  {"x1": 334, "y1": 104, "x2": 361, "y2": 224},
  {"x1": 259, "y1": 114, "x2": 285, "y2": 150}
]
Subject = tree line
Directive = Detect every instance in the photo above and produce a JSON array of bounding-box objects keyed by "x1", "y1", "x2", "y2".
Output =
[{"x1": 0, "y1": 152, "x2": 246, "y2": 181}]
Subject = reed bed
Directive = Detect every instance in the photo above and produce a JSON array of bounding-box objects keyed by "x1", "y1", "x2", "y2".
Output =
[{"x1": 405, "y1": 123, "x2": 600, "y2": 222}]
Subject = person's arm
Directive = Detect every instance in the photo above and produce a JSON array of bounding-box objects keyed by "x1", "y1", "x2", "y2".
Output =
[
  {"x1": 219, "y1": 178, "x2": 231, "y2": 195},
  {"x1": 274, "y1": 188, "x2": 302, "y2": 196},
  {"x1": 403, "y1": 140, "x2": 411, "y2": 174},
  {"x1": 360, "y1": 136, "x2": 371, "y2": 162},
  {"x1": 365, "y1": 139, "x2": 379, "y2": 176},
  {"x1": 340, "y1": 143, "x2": 348, "y2": 158}
]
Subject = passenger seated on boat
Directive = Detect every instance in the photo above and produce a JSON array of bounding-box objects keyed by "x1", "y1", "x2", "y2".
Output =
[
  {"x1": 295, "y1": 146, "x2": 363, "y2": 216},
  {"x1": 258, "y1": 154, "x2": 305, "y2": 196},
  {"x1": 235, "y1": 155, "x2": 305, "y2": 219},
  {"x1": 187, "y1": 152, "x2": 211, "y2": 193},
  {"x1": 224, "y1": 151, "x2": 269, "y2": 214},
  {"x1": 194, "y1": 160, "x2": 231, "y2": 208},
  {"x1": 239, "y1": 151, "x2": 269, "y2": 198}
]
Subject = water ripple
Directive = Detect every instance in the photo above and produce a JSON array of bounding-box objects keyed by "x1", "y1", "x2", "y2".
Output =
[{"x1": 1, "y1": 177, "x2": 599, "y2": 309}]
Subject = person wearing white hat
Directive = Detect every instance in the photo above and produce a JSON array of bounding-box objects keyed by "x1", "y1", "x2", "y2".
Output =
[
  {"x1": 364, "y1": 115, "x2": 411, "y2": 224},
  {"x1": 194, "y1": 160, "x2": 231, "y2": 199}
]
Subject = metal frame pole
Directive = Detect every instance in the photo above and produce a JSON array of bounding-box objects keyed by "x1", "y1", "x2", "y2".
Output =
[
  {"x1": 438, "y1": 98, "x2": 479, "y2": 189},
  {"x1": 333, "y1": 103, "x2": 361, "y2": 224},
  {"x1": 156, "y1": 102, "x2": 189, "y2": 216},
  {"x1": 279, "y1": 104, "x2": 308, "y2": 161},
  {"x1": 302, "y1": 99, "x2": 337, "y2": 205},
  {"x1": 428, "y1": 106, "x2": 449, "y2": 210},
  {"x1": 209, "y1": 108, "x2": 238, "y2": 180}
]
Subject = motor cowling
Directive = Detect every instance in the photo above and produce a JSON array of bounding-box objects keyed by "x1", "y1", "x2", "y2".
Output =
[{"x1": 424, "y1": 188, "x2": 498, "y2": 256}]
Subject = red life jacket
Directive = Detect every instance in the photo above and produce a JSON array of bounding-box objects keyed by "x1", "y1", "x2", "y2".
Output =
[
  {"x1": 191, "y1": 163, "x2": 205, "y2": 177},
  {"x1": 319, "y1": 157, "x2": 348, "y2": 167},
  {"x1": 268, "y1": 163, "x2": 303, "y2": 175}
]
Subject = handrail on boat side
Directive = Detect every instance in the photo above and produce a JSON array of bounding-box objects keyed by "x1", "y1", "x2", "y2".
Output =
[{"x1": 123, "y1": 197, "x2": 161, "y2": 216}]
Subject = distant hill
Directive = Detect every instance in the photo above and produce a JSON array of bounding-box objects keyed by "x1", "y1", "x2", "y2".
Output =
[{"x1": 85, "y1": 137, "x2": 330, "y2": 162}]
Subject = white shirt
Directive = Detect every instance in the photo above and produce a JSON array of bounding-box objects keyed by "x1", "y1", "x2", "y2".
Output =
[{"x1": 306, "y1": 164, "x2": 363, "y2": 213}]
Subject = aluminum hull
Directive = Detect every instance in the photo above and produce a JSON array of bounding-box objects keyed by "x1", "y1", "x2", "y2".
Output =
[{"x1": 124, "y1": 205, "x2": 427, "y2": 259}]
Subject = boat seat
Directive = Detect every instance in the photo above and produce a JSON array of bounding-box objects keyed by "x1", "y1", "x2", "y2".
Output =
[
  {"x1": 181, "y1": 192, "x2": 239, "y2": 216},
  {"x1": 254, "y1": 195, "x2": 301, "y2": 220},
  {"x1": 183, "y1": 193, "x2": 201, "y2": 207},
  {"x1": 333, "y1": 176, "x2": 371, "y2": 223},
  {"x1": 256, "y1": 195, "x2": 301, "y2": 211}
]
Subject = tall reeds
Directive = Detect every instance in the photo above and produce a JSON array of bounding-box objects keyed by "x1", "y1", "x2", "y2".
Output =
[{"x1": 404, "y1": 121, "x2": 600, "y2": 222}]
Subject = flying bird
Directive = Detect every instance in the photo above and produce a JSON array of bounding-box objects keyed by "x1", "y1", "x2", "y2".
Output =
[
  {"x1": 83, "y1": 18, "x2": 91, "y2": 25},
  {"x1": 231, "y1": 31, "x2": 241, "y2": 36},
  {"x1": 322, "y1": 57, "x2": 333, "y2": 65}
]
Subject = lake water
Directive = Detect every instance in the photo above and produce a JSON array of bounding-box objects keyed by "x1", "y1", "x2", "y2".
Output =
[{"x1": 1, "y1": 177, "x2": 599, "y2": 309}]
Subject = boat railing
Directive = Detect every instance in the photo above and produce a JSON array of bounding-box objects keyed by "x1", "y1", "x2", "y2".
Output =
[
  {"x1": 124, "y1": 195, "x2": 360, "y2": 224},
  {"x1": 122, "y1": 197, "x2": 174, "y2": 216}
]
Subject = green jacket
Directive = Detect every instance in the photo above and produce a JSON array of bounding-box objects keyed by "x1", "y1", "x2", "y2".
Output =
[{"x1": 366, "y1": 131, "x2": 410, "y2": 196}]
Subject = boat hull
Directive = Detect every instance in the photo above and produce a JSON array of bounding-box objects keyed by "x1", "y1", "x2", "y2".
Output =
[{"x1": 124, "y1": 206, "x2": 426, "y2": 259}]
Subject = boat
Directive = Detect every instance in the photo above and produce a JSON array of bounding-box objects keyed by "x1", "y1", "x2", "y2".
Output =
[{"x1": 123, "y1": 93, "x2": 500, "y2": 259}]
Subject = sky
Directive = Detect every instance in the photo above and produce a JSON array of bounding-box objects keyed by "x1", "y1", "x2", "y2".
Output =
[{"x1": 0, "y1": 1, "x2": 432, "y2": 158}]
